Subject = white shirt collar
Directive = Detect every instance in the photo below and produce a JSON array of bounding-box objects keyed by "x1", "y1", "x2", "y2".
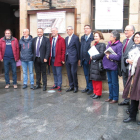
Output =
[{"x1": 69, "y1": 33, "x2": 73, "y2": 38}]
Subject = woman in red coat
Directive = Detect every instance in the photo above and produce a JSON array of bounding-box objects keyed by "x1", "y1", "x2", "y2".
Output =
[{"x1": 123, "y1": 31, "x2": 140, "y2": 125}]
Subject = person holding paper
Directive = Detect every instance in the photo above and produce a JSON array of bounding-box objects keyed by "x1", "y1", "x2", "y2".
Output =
[
  {"x1": 103, "y1": 30, "x2": 123, "y2": 103},
  {"x1": 89, "y1": 31, "x2": 106, "y2": 99},
  {"x1": 80, "y1": 25, "x2": 94, "y2": 95}
]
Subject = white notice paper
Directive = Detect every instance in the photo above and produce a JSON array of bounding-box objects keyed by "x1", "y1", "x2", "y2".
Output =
[{"x1": 88, "y1": 46, "x2": 99, "y2": 56}]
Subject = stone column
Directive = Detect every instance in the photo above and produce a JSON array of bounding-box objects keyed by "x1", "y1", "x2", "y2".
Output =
[
  {"x1": 20, "y1": 0, "x2": 27, "y2": 38},
  {"x1": 129, "y1": 0, "x2": 140, "y2": 31}
]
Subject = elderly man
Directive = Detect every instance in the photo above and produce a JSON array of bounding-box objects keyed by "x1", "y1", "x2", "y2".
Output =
[
  {"x1": 0, "y1": 29, "x2": 19, "y2": 89},
  {"x1": 19, "y1": 29, "x2": 34, "y2": 89},
  {"x1": 80, "y1": 25, "x2": 94, "y2": 95},
  {"x1": 32, "y1": 28, "x2": 50, "y2": 91},
  {"x1": 119, "y1": 25, "x2": 135, "y2": 105},
  {"x1": 49, "y1": 27, "x2": 66, "y2": 92},
  {"x1": 65, "y1": 26, "x2": 80, "y2": 93}
]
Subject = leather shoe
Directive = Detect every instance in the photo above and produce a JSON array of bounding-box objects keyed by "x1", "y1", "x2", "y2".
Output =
[
  {"x1": 22, "y1": 84, "x2": 27, "y2": 89},
  {"x1": 90, "y1": 93, "x2": 96, "y2": 98},
  {"x1": 123, "y1": 117, "x2": 136, "y2": 123},
  {"x1": 82, "y1": 88, "x2": 89, "y2": 93},
  {"x1": 118, "y1": 99, "x2": 130, "y2": 105},
  {"x1": 34, "y1": 85, "x2": 41, "y2": 89},
  {"x1": 92, "y1": 95, "x2": 101, "y2": 99},
  {"x1": 105, "y1": 99, "x2": 112, "y2": 102},
  {"x1": 43, "y1": 86, "x2": 46, "y2": 91},
  {"x1": 137, "y1": 122, "x2": 140, "y2": 125},
  {"x1": 110, "y1": 100, "x2": 118, "y2": 104},
  {"x1": 30, "y1": 84, "x2": 35, "y2": 89},
  {"x1": 66, "y1": 87, "x2": 74, "y2": 92},
  {"x1": 73, "y1": 87, "x2": 78, "y2": 93},
  {"x1": 87, "y1": 90, "x2": 93, "y2": 95},
  {"x1": 58, "y1": 87, "x2": 61, "y2": 92}
]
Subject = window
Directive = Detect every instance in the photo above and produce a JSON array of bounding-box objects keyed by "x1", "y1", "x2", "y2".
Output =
[{"x1": 91, "y1": 0, "x2": 129, "y2": 33}]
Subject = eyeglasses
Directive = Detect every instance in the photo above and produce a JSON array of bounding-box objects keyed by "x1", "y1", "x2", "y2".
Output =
[
  {"x1": 84, "y1": 28, "x2": 90, "y2": 30},
  {"x1": 67, "y1": 29, "x2": 72, "y2": 31},
  {"x1": 134, "y1": 37, "x2": 140, "y2": 39},
  {"x1": 124, "y1": 30, "x2": 132, "y2": 32}
]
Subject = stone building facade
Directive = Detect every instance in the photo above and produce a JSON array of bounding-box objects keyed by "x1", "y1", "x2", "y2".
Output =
[{"x1": 20, "y1": 0, "x2": 140, "y2": 91}]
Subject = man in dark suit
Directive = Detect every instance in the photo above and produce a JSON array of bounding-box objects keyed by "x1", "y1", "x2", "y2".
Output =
[
  {"x1": 32, "y1": 28, "x2": 50, "y2": 91},
  {"x1": 119, "y1": 25, "x2": 135, "y2": 105},
  {"x1": 80, "y1": 25, "x2": 94, "y2": 95},
  {"x1": 65, "y1": 26, "x2": 80, "y2": 93}
]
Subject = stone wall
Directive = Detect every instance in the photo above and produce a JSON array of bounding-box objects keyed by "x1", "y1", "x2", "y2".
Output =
[{"x1": 19, "y1": 0, "x2": 140, "y2": 91}]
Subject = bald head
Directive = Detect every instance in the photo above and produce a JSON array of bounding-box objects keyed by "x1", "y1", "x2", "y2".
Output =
[{"x1": 23, "y1": 29, "x2": 29, "y2": 38}]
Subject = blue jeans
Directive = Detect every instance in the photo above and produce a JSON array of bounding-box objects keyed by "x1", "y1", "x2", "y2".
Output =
[
  {"x1": 3, "y1": 59, "x2": 17, "y2": 85},
  {"x1": 51, "y1": 58, "x2": 62, "y2": 87},
  {"x1": 107, "y1": 70, "x2": 119, "y2": 101},
  {"x1": 82, "y1": 60, "x2": 93, "y2": 91},
  {"x1": 21, "y1": 61, "x2": 34, "y2": 85}
]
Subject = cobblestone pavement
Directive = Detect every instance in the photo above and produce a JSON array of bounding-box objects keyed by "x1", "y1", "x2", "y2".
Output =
[{"x1": 0, "y1": 82, "x2": 139, "y2": 140}]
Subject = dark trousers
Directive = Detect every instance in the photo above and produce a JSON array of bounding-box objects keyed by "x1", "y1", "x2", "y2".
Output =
[
  {"x1": 122, "y1": 70, "x2": 128, "y2": 88},
  {"x1": 3, "y1": 59, "x2": 17, "y2": 85},
  {"x1": 129, "y1": 100, "x2": 139, "y2": 119},
  {"x1": 51, "y1": 58, "x2": 62, "y2": 87},
  {"x1": 66, "y1": 57, "x2": 78, "y2": 88},
  {"x1": 34, "y1": 57, "x2": 47, "y2": 86},
  {"x1": 122, "y1": 70, "x2": 130, "y2": 101},
  {"x1": 82, "y1": 60, "x2": 93, "y2": 91}
]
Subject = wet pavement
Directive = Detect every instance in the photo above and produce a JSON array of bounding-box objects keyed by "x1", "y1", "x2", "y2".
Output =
[{"x1": 0, "y1": 82, "x2": 140, "y2": 140}]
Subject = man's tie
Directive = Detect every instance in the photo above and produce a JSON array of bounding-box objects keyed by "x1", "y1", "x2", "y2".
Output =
[
  {"x1": 123, "y1": 38, "x2": 129, "y2": 53},
  {"x1": 85, "y1": 35, "x2": 88, "y2": 41},
  {"x1": 52, "y1": 38, "x2": 55, "y2": 57},
  {"x1": 36, "y1": 37, "x2": 41, "y2": 57}
]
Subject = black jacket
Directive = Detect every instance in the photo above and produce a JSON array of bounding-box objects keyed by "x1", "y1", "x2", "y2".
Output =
[
  {"x1": 89, "y1": 40, "x2": 106, "y2": 81},
  {"x1": 80, "y1": 33, "x2": 94, "y2": 65},
  {"x1": 65, "y1": 34, "x2": 80, "y2": 63},
  {"x1": 32, "y1": 36, "x2": 51, "y2": 63},
  {"x1": 19, "y1": 35, "x2": 33, "y2": 61}
]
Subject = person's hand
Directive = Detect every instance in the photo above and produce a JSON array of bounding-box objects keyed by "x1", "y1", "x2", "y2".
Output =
[
  {"x1": 78, "y1": 60, "x2": 80, "y2": 66},
  {"x1": 1, "y1": 59, "x2": 3, "y2": 62},
  {"x1": 62, "y1": 61, "x2": 65, "y2": 64},
  {"x1": 16, "y1": 60, "x2": 19, "y2": 62},
  {"x1": 106, "y1": 54, "x2": 109, "y2": 59},
  {"x1": 127, "y1": 59, "x2": 133, "y2": 65},
  {"x1": 44, "y1": 59, "x2": 47, "y2": 62},
  {"x1": 90, "y1": 56, "x2": 92, "y2": 60}
]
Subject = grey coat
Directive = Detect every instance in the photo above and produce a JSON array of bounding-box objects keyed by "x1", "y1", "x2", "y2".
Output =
[{"x1": 121, "y1": 37, "x2": 134, "y2": 73}]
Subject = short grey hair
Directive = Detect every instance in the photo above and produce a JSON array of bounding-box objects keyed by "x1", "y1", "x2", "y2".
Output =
[
  {"x1": 111, "y1": 30, "x2": 120, "y2": 41},
  {"x1": 23, "y1": 29, "x2": 29, "y2": 32},
  {"x1": 67, "y1": 26, "x2": 73, "y2": 30},
  {"x1": 126, "y1": 25, "x2": 135, "y2": 33},
  {"x1": 51, "y1": 27, "x2": 58, "y2": 31}
]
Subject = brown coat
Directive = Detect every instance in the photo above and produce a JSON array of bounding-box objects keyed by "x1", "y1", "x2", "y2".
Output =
[{"x1": 122, "y1": 57, "x2": 140, "y2": 101}]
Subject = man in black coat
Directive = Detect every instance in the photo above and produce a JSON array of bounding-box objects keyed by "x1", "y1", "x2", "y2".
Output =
[
  {"x1": 65, "y1": 26, "x2": 80, "y2": 93},
  {"x1": 80, "y1": 25, "x2": 94, "y2": 95},
  {"x1": 32, "y1": 28, "x2": 50, "y2": 91}
]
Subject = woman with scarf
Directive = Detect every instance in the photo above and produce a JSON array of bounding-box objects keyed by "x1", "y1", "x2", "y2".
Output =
[
  {"x1": 103, "y1": 30, "x2": 122, "y2": 103},
  {"x1": 123, "y1": 31, "x2": 140, "y2": 125},
  {"x1": 89, "y1": 31, "x2": 106, "y2": 99}
]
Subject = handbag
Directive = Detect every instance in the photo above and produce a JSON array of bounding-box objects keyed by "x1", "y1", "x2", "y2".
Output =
[
  {"x1": 99, "y1": 60, "x2": 104, "y2": 72},
  {"x1": 115, "y1": 61, "x2": 122, "y2": 76}
]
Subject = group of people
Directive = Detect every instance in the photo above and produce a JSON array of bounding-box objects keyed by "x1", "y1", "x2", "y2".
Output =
[{"x1": 0, "y1": 24, "x2": 140, "y2": 125}]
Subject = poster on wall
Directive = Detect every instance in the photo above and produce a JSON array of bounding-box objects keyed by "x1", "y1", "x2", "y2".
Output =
[
  {"x1": 95, "y1": 0, "x2": 123, "y2": 30},
  {"x1": 37, "y1": 11, "x2": 66, "y2": 33}
]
